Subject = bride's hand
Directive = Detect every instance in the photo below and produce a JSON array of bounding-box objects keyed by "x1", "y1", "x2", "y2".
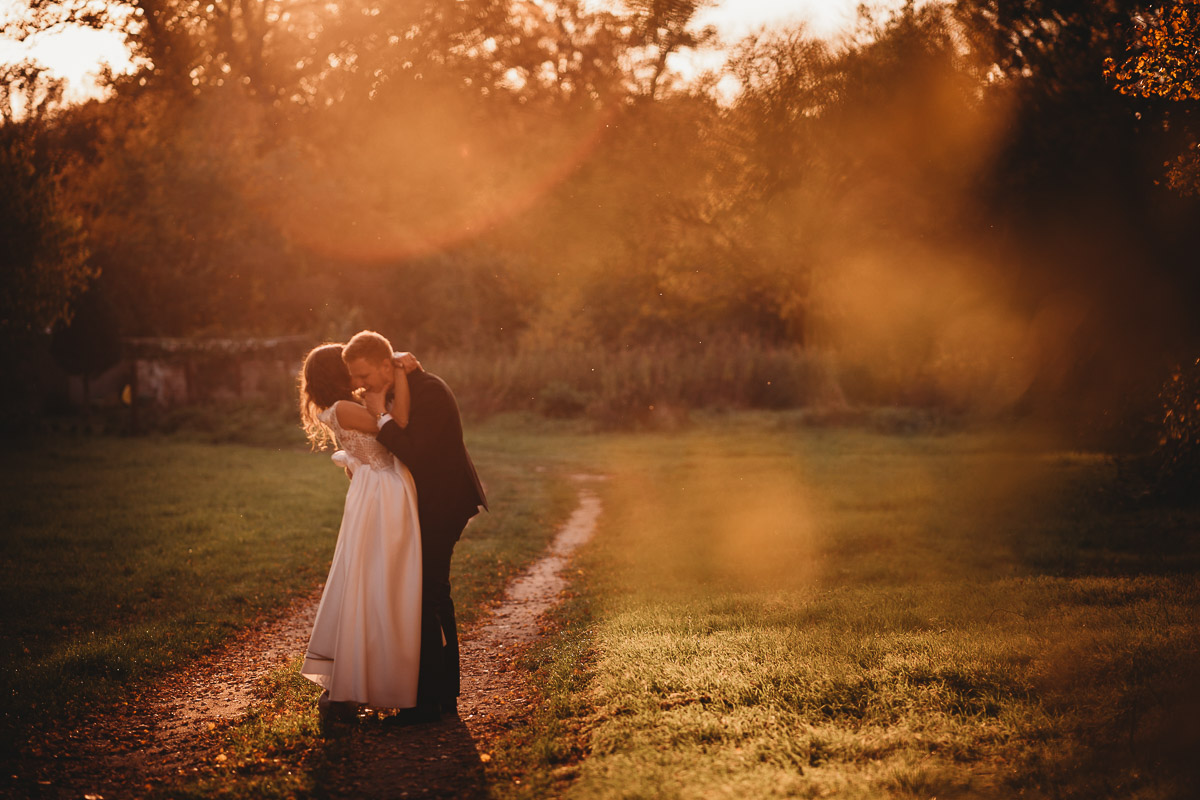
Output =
[
  {"x1": 393, "y1": 351, "x2": 422, "y2": 374},
  {"x1": 362, "y1": 390, "x2": 387, "y2": 418}
]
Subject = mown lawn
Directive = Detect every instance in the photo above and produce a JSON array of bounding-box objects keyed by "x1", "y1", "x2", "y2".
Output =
[
  {"x1": 4, "y1": 413, "x2": 1198, "y2": 799},
  {"x1": 0, "y1": 420, "x2": 584, "y2": 796},
  {"x1": 0, "y1": 438, "x2": 344, "y2": 739},
  {"x1": 491, "y1": 412, "x2": 1200, "y2": 800}
]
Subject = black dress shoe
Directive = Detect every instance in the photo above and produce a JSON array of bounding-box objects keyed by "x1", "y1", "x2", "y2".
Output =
[{"x1": 382, "y1": 704, "x2": 441, "y2": 727}]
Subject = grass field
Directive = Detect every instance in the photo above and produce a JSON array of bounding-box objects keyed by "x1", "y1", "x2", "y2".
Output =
[
  {"x1": 487, "y1": 413, "x2": 1200, "y2": 799},
  {"x1": 0, "y1": 438, "x2": 342, "y2": 738},
  {"x1": 3, "y1": 412, "x2": 1198, "y2": 798},
  {"x1": 0, "y1": 421, "x2": 584, "y2": 794}
]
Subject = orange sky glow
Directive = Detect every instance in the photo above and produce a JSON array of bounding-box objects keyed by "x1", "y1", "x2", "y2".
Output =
[{"x1": 0, "y1": 0, "x2": 892, "y2": 103}]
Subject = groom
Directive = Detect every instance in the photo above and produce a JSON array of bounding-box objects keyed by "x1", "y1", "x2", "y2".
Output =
[{"x1": 342, "y1": 330, "x2": 488, "y2": 722}]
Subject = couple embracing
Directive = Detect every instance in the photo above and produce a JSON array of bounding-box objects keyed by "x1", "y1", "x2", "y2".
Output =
[{"x1": 297, "y1": 330, "x2": 487, "y2": 728}]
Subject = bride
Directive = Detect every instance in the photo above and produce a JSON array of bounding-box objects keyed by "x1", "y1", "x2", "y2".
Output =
[{"x1": 297, "y1": 343, "x2": 422, "y2": 724}]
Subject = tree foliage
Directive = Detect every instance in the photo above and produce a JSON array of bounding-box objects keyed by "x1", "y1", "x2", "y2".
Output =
[
  {"x1": 1105, "y1": 1, "x2": 1200, "y2": 195},
  {"x1": 1106, "y1": 1, "x2": 1200, "y2": 102},
  {"x1": 1154, "y1": 356, "x2": 1200, "y2": 497},
  {"x1": 0, "y1": 122, "x2": 92, "y2": 338},
  {"x1": 0, "y1": 60, "x2": 65, "y2": 123},
  {"x1": 2, "y1": 0, "x2": 1200, "y2": 434}
]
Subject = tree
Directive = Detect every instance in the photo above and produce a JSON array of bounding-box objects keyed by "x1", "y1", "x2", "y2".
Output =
[
  {"x1": 49, "y1": 282, "x2": 122, "y2": 421},
  {"x1": 0, "y1": 60, "x2": 65, "y2": 124},
  {"x1": 0, "y1": 122, "x2": 93, "y2": 339},
  {"x1": 1105, "y1": 1, "x2": 1200, "y2": 195},
  {"x1": 4, "y1": 0, "x2": 533, "y2": 104},
  {"x1": 622, "y1": 0, "x2": 717, "y2": 100}
]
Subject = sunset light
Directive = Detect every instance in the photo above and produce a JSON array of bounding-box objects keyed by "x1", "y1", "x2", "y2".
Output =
[
  {"x1": 1, "y1": 0, "x2": 876, "y2": 103},
  {"x1": 3, "y1": 1, "x2": 1199, "y2": 798}
]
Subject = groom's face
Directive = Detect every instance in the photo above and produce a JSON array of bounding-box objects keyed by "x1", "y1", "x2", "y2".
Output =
[{"x1": 345, "y1": 356, "x2": 393, "y2": 395}]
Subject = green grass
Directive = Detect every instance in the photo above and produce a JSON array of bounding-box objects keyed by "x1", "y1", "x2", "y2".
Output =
[
  {"x1": 0, "y1": 420, "x2": 587, "y2": 796},
  {"x1": 155, "y1": 660, "x2": 327, "y2": 800},
  {"x1": 0, "y1": 437, "x2": 345, "y2": 746},
  {"x1": 6, "y1": 413, "x2": 1198, "y2": 799},
  {"x1": 486, "y1": 412, "x2": 1200, "y2": 800}
]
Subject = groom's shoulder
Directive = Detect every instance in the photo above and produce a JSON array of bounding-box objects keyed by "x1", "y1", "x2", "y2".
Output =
[{"x1": 411, "y1": 369, "x2": 454, "y2": 398}]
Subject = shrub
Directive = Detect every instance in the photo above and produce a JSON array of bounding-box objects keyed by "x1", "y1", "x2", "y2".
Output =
[
  {"x1": 538, "y1": 382, "x2": 590, "y2": 418},
  {"x1": 146, "y1": 397, "x2": 304, "y2": 447},
  {"x1": 437, "y1": 339, "x2": 842, "y2": 426},
  {"x1": 1152, "y1": 357, "x2": 1200, "y2": 500}
]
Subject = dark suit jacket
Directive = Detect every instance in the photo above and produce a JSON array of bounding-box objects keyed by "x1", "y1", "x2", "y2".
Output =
[{"x1": 376, "y1": 370, "x2": 487, "y2": 537}]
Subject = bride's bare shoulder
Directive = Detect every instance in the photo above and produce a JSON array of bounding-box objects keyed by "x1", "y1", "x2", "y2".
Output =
[{"x1": 332, "y1": 400, "x2": 377, "y2": 433}]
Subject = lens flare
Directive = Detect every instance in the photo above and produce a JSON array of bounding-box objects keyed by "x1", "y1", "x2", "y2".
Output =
[{"x1": 253, "y1": 85, "x2": 619, "y2": 264}]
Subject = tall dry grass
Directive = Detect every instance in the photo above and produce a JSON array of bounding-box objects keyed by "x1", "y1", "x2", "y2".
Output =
[{"x1": 435, "y1": 339, "x2": 847, "y2": 426}]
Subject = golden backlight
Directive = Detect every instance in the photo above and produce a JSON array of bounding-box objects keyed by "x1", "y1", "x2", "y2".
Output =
[{"x1": 254, "y1": 84, "x2": 618, "y2": 263}]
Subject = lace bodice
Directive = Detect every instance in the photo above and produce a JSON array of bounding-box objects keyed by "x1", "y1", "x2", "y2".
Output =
[{"x1": 319, "y1": 404, "x2": 397, "y2": 471}]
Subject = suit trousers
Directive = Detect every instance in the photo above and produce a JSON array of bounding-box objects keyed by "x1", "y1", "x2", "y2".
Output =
[{"x1": 416, "y1": 512, "x2": 472, "y2": 707}]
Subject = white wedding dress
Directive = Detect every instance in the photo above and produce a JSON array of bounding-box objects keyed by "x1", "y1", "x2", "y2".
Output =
[{"x1": 301, "y1": 402, "x2": 422, "y2": 708}]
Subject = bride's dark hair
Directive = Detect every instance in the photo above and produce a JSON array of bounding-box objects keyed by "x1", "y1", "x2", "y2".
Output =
[{"x1": 299, "y1": 343, "x2": 357, "y2": 450}]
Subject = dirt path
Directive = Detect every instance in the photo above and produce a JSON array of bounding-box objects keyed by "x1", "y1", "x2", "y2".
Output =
[
  {"x1": 21, "y1": 479, "x2": 602, "y2": 799},
  {"x1": 326, "y1": 479, "x2": 604, "y2": 799}
]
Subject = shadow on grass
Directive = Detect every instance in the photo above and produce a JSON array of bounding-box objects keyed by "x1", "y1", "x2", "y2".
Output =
[
  {"x1": 315, "y1": 715, "x2": 489, "y2": 800},
  {"x1": 1005, "y1": 465, "x2": 1200, "y2": 578},
  {"x1": 1017, "y1": 662, "x2": 1200, "y2": 799},
  {"x1": 999, "y1": 470, "x2": 1200, "y2": 798}
]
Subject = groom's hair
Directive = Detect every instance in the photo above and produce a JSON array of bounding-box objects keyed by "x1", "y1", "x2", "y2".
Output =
[{"x1": 343, "y1": 330, "x2": 394, "y2": 364}]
